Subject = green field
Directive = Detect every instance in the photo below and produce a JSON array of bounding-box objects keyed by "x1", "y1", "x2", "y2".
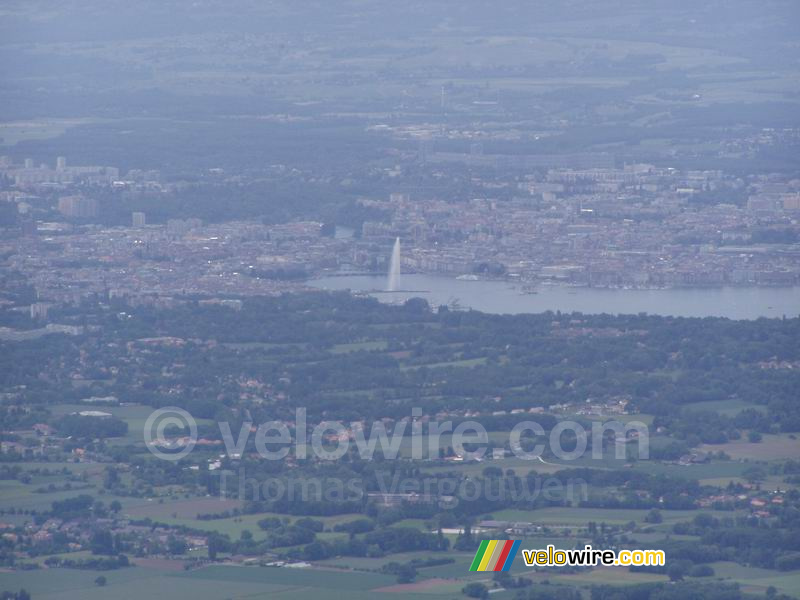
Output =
[
  {"x1": 488, "y1": 507, "x2": 740, "y2": 528},
  {"x1": 689, "y1": 398, "x2": 768, "y2": 417},
  {"x1": 710, "y1": 561, "x2": 800, "y2": 597},
  {"x1": 0, "y1": 566, "x2": 405, "y2": 600},
  {"x1": 698, "y1": 433, "x2": 800, "y2": 461},
  {"x1": 0, "y1": 119, "x2": 104, "y2": 146},
  {"x1": 48, "y1": 403, "x2": 216, "y2": 445},
  {"x1": 330, "y1": 341, "x2": 389, "y2": 354}
]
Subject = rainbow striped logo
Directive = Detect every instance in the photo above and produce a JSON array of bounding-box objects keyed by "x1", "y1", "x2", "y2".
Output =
[{"x1": 469, "y1": 540, "x2": 521, "y2": 571}]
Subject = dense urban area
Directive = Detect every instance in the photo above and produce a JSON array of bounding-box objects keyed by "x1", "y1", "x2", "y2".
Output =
[{"x1": 1, "y1": 148, "x2": 800, "y2": 312}]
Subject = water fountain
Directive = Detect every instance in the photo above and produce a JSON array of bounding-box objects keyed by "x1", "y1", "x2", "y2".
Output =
[{"x1": 387, "y1": 237, "x2": 401, "y2": 292}]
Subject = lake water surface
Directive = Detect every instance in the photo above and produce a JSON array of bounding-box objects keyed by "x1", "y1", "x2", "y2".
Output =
[{"x1": 310, "y1": 274, "x2": 800, "y2": 320}]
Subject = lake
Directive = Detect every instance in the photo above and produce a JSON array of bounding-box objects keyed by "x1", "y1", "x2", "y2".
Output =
[{"x1": 309, "y1": 273, "x2": 800, "y2": 320}]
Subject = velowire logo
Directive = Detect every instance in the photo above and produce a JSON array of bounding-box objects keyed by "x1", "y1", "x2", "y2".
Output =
[{"x1": 469, "y1": 540, "x2": 521, "y2": 572}]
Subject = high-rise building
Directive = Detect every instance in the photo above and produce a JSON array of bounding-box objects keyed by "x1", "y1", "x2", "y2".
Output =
[
  {"x1": 167, "y1": 218, "x2": 202, "y2": 235},
  {"x1": 24, "y1": 158, "x2": 34, "y2": 169},
  {"x1": 30, "y1": 303, "x2": 50, "y2": 321},
  {"x1": 56, "y1": 156, "x2": 67, "y2": 170},
  {"x1": 418, "y1": 139, "x2": 432, "y2": 164},
  {"x1": 132, "y1": 212, "x2": 146, "y2": 227},
  {"x1": 783, "y1": 195, "x2": 800, "y2": 211},
  {"x1": 58, "y1": 195, "x2": 97, "y2": 218}
]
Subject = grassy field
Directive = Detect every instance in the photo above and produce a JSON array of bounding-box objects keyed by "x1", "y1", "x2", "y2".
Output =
[
  {"x1": 0, "y1": 563, "x2": 461, "y2": 600},
  {"x1": 0, "y1": 479, "x2": 104, "y2": 513},
  {"x1": 488, "y1": 507, "x2": 739, "y2": 528},
  {"x1": 0, "y1": 565, "x2": 400, "y2": 600},
  {"x1": 330, "y1": 341, "x2": 388, "y2": 353},
  {"x1": 48, "y1": 403, "x2": 217, "y2": 445},
  {"x1": 710, "y1": 561, "x2": 800, "y2": 597},
  {"x1": 698, "y1": 433, "x2": 800, "y2": 461},
  {"x1": 400, "y1": 357, "x2": 487, "y2": 371},
  {"x1": 120, "y1": 495, "x2": 237, "y2": 518},
  {"x1": 125, "y1": 507, "x2": 364, "y2": 541},
  {"x1": 550, "y1": 566, "x2": 668, "y2": 586},
  {"x1": 689, "y1": 398, "x2": 768, "y2": 417},
  {"x1": 0, "y1": 118, "x2": 104, "y2": 146}
]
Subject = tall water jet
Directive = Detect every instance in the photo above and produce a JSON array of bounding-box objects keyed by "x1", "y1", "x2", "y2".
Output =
[{"x1": 387, "y1": 237, "x2": 401, "y2": 291}]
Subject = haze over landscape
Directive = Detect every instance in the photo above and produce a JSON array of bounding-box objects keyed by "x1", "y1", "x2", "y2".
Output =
[{"x1": 0, "y1": 2, "x2": 799, "y2": 599}]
